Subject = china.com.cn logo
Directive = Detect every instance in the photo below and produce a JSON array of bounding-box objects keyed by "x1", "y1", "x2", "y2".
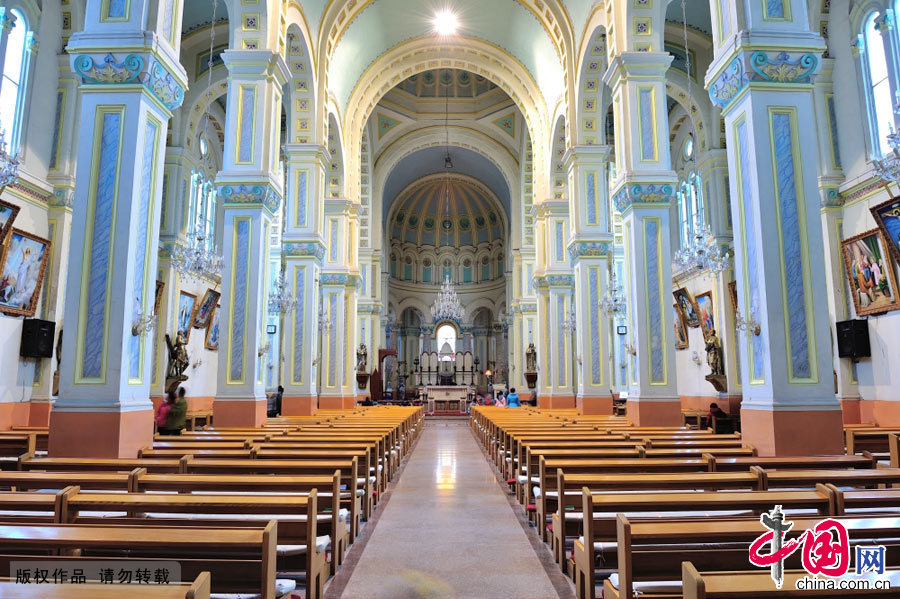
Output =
[{"x1": 748, "y1": 505, "x2": 887, "y2": 589}]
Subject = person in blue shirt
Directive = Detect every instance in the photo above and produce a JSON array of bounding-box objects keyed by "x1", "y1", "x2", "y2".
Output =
[{"x1": 506, "y1": 387, "x2": 521, "y2": 407}]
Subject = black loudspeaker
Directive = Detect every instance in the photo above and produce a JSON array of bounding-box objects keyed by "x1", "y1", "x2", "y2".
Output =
[
  {"x1": 20, "y1": 319, "x2": 55, "y2": 358},
  {"x1": 836, "y1": 319, "x2": 870, "y2": 360}
]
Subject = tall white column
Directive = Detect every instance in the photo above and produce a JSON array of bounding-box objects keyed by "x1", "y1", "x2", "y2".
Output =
[
  {"x1": 51, "y1": 3, "x2": 187, "y2": 456},
  {"x1": 213, "y1": 49, "x2": 289, "y2": 427},
  {"x1": 706, "y1": 0, "x2": 843, "y2": 454}
]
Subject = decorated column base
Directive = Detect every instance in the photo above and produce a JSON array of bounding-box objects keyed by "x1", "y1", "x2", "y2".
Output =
[
  {"x1": 318, "y1": 396, "x2": 357, "y2": 410},
  {"x1": 626, "y1": 398, "x2": 681, "y2": 426},
  {"x1": 577, "y1": 395, "x2": 613, "y2": 415},
  {"x1": 741, "y1": 407, "x2": 843, "y2": 456},
  {"x1": 538, "y1": 395, "x2": 576, "y2": 409},
  {"x1": 282, "y1": 396, "x2": 318, "y2": 416},
  {"x1": 48, "y1": 409, "x2": 153, "y2": 458},
  {"x1": 212, "y1": 399, "x2": 267, "y2": 428}
]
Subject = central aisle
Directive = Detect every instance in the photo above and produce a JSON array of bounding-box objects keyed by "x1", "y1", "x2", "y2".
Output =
[{"x1": 334, "y1": 421, "x2": 569, "y2": 599}]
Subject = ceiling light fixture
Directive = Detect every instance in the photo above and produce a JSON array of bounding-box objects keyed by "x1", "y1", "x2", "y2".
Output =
[{"x1": 433, "y1": 10, "x2": 458, "y2": 36}]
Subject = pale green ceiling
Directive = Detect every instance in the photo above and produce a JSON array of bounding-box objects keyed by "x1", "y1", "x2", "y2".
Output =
[
  {"x1": 329, "y1": 0, "x2": 563, "y2": 116},
  {"x1": 561, "y1": 0, "x2": 593, "y2": 48},
  {"x1": 298, "y1": 0, "x2": 327, "y2": 41}
]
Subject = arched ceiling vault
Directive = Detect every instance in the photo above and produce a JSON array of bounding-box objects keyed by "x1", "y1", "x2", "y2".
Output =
[
  {"x1": 342, "y1": 36, "x2": 551, "y2": 207},
  {"x1": 325, "y1": 0, "x2": 566, "y2": 119}
]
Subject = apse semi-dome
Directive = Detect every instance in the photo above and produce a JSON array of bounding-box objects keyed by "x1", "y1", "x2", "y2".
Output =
[{"x1": 389, "y1": 177, "x2": 505, "y2": 248}]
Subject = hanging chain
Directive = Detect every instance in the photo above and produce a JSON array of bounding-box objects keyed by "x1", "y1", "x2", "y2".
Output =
[
  {"x1": 681, "y1": 0, "x2": 698, "y2": 175},
  {"x1": 201, "y1": 0, "x2": 218, "y2": 148}
]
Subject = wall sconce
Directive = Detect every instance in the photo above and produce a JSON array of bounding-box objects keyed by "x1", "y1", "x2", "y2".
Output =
[
  {"x1": 691, "y1": 351, "x2": 702, "y2": 365},
  {"x1": 258, "y1": 341, "x2": 271, "y2": 357},
  {"x1": 735, "y1": 311, "x2": 761, "y2": 336},
  {"x1": 624, "y1": 344, "x2": 637, "y2": 356},
  {"x1": 191, "y1": 359, "x2": 203, "y2": 370}
]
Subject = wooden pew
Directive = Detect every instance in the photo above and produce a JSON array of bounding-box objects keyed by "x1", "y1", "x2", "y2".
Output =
[
  {"x1": 20, "y1": 456, "x2": 186, "y2": 474},
  {"x1": 182, "y1": 457, "x2": 363, "y2": 538},
  {"x1": 0, "y1": 490, "x2": 64, "y2": 522},
  {"x1": 0, "y1": 471, "x2": 132, "y2": 492},
  {"x1": 0, "y1": 523, "x2": 282, "y2": 599},
  {"x1": 129, "y1": 470, "x2": 350, "y2": 574},
  {"x1": 682, "y1": 563, "x2": 900, "y2": 598},
  {"x1": 0, "y1": 572, "x2": 212, "y2": 599},
  {"x1": 59, "y1": 489, "x2": 326, "y2": 599},
  {"x1": 755, "y1": 467, "x2": 900, "y2": 490},
  {"x1": 846, "y1": 427, "x2": 900, "y2": 456},
  {"x1": 708, "y1": 454, "x2": 874, "y2": 472},
  {"x1": 0, "y1": 434, "x2": 36, "y2": 469},
  {"x1": 599, "y1": 516, "x2": 900, "y2": 599}
]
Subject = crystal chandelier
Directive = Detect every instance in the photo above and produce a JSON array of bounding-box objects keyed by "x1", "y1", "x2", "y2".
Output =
[
  {"x1": 431, "y1": 276, "x2": 465, "y2": 323},
  {"x1": 599, "y1": 271, "x2": 628, "y2": 317},
  {"x1": 673, "y1": 221, "x2": 733, "y2": 275},
  {"x1": 268, "y1": 271, "x2": 298, "y2": 314},
  {"x1": 172, "y1": 231, "x2": 224, "y2": 282},
  {"x1": 0, "y1": 128, "x2": 20, "y2": 191},
  {"x1": 874, "y1": 93, "x2": 900, "y2": 182}
]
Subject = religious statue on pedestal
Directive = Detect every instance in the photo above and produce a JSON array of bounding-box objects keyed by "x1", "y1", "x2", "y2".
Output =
[
  {"x1": 525, "y1": 343, "x2": 537, "y2": 372},
  {"x1": 356, "y1": 344, "x2": 368, "y2": 373},
  {"x1": 704, "y1": 329, "x2": 727, "y2": 392},
  {"x1": 525, "y1": 342, "x2": 538, "y2": 389},
  {"x1": 165, "y1": 331, "x2": 190, "y2": 392},
  {"x1": 356, "y1": 344, "x2": 370, "y2": 390}
]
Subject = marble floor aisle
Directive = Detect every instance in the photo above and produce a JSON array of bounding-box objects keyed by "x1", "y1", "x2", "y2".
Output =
[{"x1": 332, "y1": 421, "x2": 573, "y2": 599}]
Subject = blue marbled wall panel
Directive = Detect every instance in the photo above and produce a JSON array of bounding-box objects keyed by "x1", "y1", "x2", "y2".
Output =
[
  {"x1": 82, "y1": 111, "x2": 121, "y2": 380},
  {"x1": 766, "y1": 0, "x2": 785, "y2": 17},
  {"x1": 555, "y1": 222, "x2": 564, "y2": 261},
  {"x1": 589, "y1": 268, "x2": 601, "y2": 385},
  {"x1": 646, "y1": 220, "x2": 664, "y2": 383},
  {"x1": 586, "y1": 173, "x2": 597, "y2": 225},
  {"x1": 772, "y1": 112, "x2": 811, "y2": 379},
  {"x1": 106, "y1": 0, "x2": 127, "y2": 18},
  {"x1": 50, "y1": 92, "x2": 63, "y2": 169},
  {"x1": 293, "y1": 267, "x2": 306, "y2": 384},
  {"x1": 827, "y1": 96, "x2": 842, "y2": 168},
  {"x1": 557, "y1": 295, "x2": 566, "y2": 387},
  {"x1": 297, "y1": 171, "x2": 308, "y2": 227},
  {"x1": 238, "y1": 87, "x2": 255, "y2": 163},
  {"x1": 639, "y1": 89, "x2": 654, "y2": 160},
  {"x1": 328, "y1": 293, "x2": 338, "y2": 387},
  {"x1": 229, "y1": 220, "x2": 250, "y2": 382}
]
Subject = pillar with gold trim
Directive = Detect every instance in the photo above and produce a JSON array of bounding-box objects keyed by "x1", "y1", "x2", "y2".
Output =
[
  {"x1": 213, "y1": 49, "x2": 289, "y2": 427},
  {"x1": 50, "y1": 3, "x2": 187, "y2": 457},
  {"x1": 705, "y1": 0, "x2": 842, "y2": 454},
  {"x1": 566, "y1": 145, "x2": 614, "y2": 414},
  {"x1": 280, "y1": 143, "x2": 328, "y2": 415},
  {"x1": 605, "y1": 51, "x2": 681, "y2": 426}
]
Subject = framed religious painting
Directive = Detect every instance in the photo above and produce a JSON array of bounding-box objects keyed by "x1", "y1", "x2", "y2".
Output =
[
  {"x1": 841, "y1": 229, "x2": 900, "y2": 316},
  {"x1": 176, "y1": 291, "x2": 198, "y2": 339},
  {"x1": 673, "y1": 287, "x2": 700, "y2": 328},
  {"x1": 673, "y1": 304, "x2": 688, "y2": 350},
  {"x1": 871, "y1": 197, "x2": 900, "y2": 265},
  {"x1": 205, "y1": 305, "x2": 220, "y2": 351},
  {"x1": 0, "y1": 229, "x2": 51, "y2": 317},
  {"x1": 695, "y1": 291, "x2": 716, "y2": 338},
  {"x1": 153, "y1": 280, "x2": 165, "y2": 317},
  {"x1": 0, "y1": 199, "x2": 19, "y2": 243},
  {"x1": 728, "y1": 280, "x2": 738, "y2": 313},
  {"x1": 193, "y1": 288, "x2": 220, "y2": 329}
]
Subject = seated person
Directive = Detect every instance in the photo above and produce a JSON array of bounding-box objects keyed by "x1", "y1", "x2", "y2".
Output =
[
  {"x1": 706, "y1": 402, "x2": 728, "y2": 428},
  {"x1": 361, "y1": 396, "x2": 374, "y2": 406}
]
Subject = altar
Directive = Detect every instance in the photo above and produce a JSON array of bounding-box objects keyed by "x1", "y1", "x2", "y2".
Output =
[{"x1": 425, "y1": 386, "x2": 471, "y2": 415}]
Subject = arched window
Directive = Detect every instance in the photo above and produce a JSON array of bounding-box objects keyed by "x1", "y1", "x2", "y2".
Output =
[
  {"x1": 677, "y1": 172, "x2": 704, "y2": 249},
  {"x1": 0, "y1": 8, "x2": 30, "y2": 148},
  {"x1": 436, "y1": 323, "x2": 456, "y2": 359},
  {"x1": 188, "y1": 171, "x2": 218, "y2": 251},
  {"x1": 864, "y1": 12, "x2": 896, "y2": 156}
]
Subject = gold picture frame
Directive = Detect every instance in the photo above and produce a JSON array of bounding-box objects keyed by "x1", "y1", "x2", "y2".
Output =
[{"x1": 0, "y1": 228, "x2": 51, "y2": 317}]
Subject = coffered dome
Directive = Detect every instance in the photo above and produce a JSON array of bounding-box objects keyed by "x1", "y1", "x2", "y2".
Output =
[{"x1": 389, "y1": 176, "x2": 505, "y2": 248}]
